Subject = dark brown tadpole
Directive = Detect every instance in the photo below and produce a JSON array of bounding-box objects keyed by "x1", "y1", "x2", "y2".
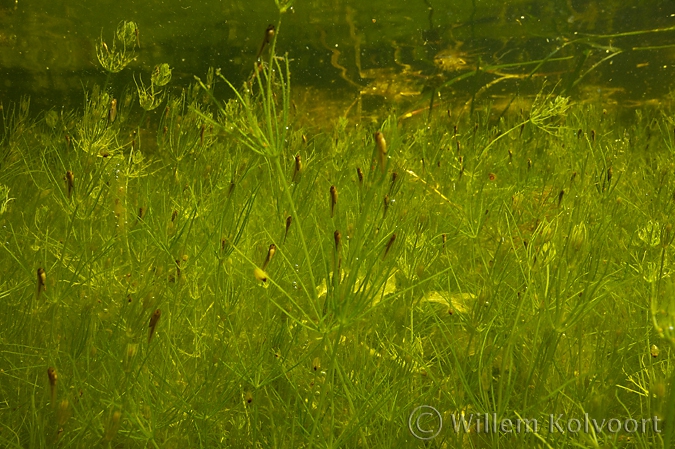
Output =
[
  {"x1": 284, "y1": 216, "x2": 292, "y2": 243},
  {"x1": 148, "y1": 309, "x2": 161, "y2": 343},
  {"x1": 383, "y1": 233, "x2": 396, "y2": 259},
  {"x1": 292, "y1": 154, "x2": 302, "y2": 183},
  {"x1": 333, "y1": 230, "x2": 342, "y2": 286},
  {"x1": 356, "y1": 167, "x2": 364, "y2": 186},
  {"x1": 256, "y1": 24, "x2": 276, "y2": 60},
  {"x1": 389, "y1": 172, "x2": 398, "y2": 194},
  {"x1": 47, "y1": 367, "x2": 57, "y2": 403},
  {"x1": 37, "y1": 267, "x2": 47, "y2": 296},
  {"x1": 330, "y1": 185, "x2": 338, "y2": 218},
  {"x1": 65, "y1": 171, "x2": 74, "y2": 199}
]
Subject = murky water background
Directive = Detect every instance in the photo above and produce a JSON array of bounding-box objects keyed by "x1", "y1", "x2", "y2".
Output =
[{"x1": 1, "y1": 0, "x2": 675, "y2": 122}]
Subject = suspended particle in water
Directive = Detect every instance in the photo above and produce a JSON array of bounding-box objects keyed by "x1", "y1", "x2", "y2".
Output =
[
  {"x1": 47, "y1": 367, "x2": 57, "y2": 403},
  {"x1": 262, "y1": 244, "x2": 276, "y2": 270},
  {"x1": 65, "y1": 171, "x2": 74, "y2": 199},
  {"x1": 284, "y1": 216, "x2": 292, "y2": 243},
  {"x1": 37, "y1": 267, "x2": 47, "y2": 294},
  {"x1": 330, "y1": 185, "x2": 338, "y2": 218},
  {"x1": 374, "y1": 131, "x2": 387, "y2": 174},
  {"x1": 148, "y1": 309, "x2": 161, "y2": 343}
]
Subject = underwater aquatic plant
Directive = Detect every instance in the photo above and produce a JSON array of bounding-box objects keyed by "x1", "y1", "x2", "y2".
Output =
[
  {"x1": 96, "y1": 20, "x2": 139, "y2": 74},
  {"x1": 135, "y1": 63, "x2": 173, "y2": 112}
]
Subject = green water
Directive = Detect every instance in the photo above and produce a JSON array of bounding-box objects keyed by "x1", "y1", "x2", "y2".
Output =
[{"x1": 2, "y1": 0, "x2": 675, "y2": 115}]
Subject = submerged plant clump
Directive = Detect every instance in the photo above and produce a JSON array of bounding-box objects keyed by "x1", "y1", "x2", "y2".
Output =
[
  {"x1": 1, "y1": 16, "x2": 675, "y2": 449},
  {"x1": 96, "y1": 20, "x2": 140, "y2": 74}
]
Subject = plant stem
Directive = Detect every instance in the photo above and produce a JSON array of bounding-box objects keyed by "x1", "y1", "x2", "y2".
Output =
[{"x1": 273, "y1": 157, "x2": 318, "y2": 307}]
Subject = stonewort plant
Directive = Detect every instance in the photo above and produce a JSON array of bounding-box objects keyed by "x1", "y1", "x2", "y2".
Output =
[{"x1": 0, "y1": 7, "x2": 674, "y2": 449}]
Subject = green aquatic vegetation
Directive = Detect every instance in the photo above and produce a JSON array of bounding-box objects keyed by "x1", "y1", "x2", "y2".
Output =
[
  {"x1": 135, "y1": 63, "x2": 173, "y2": 112},
  {"x1": 2, "y1": 17, "x2": 675, "y2": 449},
  {"x1": 96, "y1": 20, "x2": 139, "y2": 74}
]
